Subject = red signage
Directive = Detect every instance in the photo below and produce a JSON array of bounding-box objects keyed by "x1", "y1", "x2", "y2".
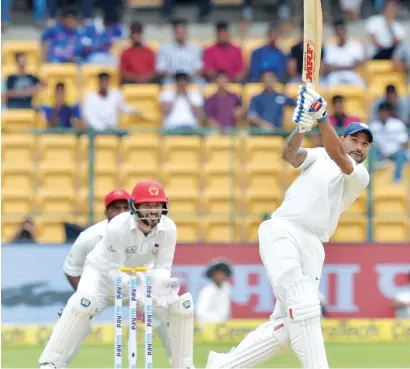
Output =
[
  {"x1": 304, "y1": 41, "x2": 315, "y2": 82},
  {"x1": 173, "y1": 243, "x2": 410, "y2": 319}
]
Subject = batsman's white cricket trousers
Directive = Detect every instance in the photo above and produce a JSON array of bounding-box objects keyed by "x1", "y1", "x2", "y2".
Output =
[{"x1": 258, "y1": 217, "x2": 325, "y2": 319}]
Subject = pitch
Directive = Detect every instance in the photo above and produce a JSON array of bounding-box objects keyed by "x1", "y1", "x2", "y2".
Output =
[{"x1": 2, "y1": 342, "x2": 410, "y2": 368}]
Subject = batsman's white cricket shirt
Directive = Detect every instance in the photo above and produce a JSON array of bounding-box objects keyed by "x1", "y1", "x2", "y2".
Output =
[
  {"x1": 272, "y1": 147, "x2": 369, "y2": 242},
  {"x1": 63, "y1": 219, "x2": 108, "y2": 277},
  {"x1": 196, "y1": 281, "x2": 231, "y2": 325},
  {"x1": 86, "y1": 212, "x2": 177, "y2": 280}
]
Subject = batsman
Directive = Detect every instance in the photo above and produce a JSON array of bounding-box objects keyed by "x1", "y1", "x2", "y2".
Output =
[{"x1": 39, "y1": 180, "x2": 195, "y2": 369}]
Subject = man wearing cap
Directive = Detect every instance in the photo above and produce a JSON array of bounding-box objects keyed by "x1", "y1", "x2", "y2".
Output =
[
  {"x1": 59, "y1": 189, "x2": 130, "y2": 368},
  {"x1": 206, "y1": 86, "x2": 372, "y2": 369},
  {"x1": 196, "y1": 260, "x2": 233, "y2": 326},
  {"x1": 40, "y1": 180, "x2": 195, "y2": 369}
]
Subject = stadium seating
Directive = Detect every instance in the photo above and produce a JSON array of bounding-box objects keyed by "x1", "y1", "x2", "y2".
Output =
[
  {"x1": 2, "y1": 109, "x2": 37, "y2": 132},
  {"x1": 1, "y1": 164, "x2": 35, "y2": 194},
  {"x1": 1, "y1": 218, "x2": 25, "y2": 243},
  {"x1": 81, "y1": 65, "x2": 119, "y2": 91},
  {"x1": 331, "y1": 214, "x2": 368, "y2": 242},
  {"x1": 374, "y1": 216, "x2": 409, "y2": 242},
  {"x1": 2, "y1": 40, "x2": 40, "y2": 68},
  {"x1": 2, "y1": 134, "x2": 35, "y2": 163},
  {"x1": 1, "y1": 190, "x2": 35, "y2": 216},
  {"x1": 203, "y1": 135, "x2": 242, "y2": 167},
  {"x1": 38, "y1": 135, "x2": 77, "y2": 164}
]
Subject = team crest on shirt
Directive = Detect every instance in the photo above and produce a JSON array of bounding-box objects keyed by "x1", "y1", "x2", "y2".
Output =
[
  {"x1": 126, "y1": 245, "x2": 137, "y2": 254},
  {"x1": 107, "y1": 245, "x2": 116, "y2": 252}
]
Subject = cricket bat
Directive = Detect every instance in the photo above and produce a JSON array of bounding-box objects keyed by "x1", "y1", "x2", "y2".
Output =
[{"x1": 302, "y1": 0, "x2": 323, "y2": 88}]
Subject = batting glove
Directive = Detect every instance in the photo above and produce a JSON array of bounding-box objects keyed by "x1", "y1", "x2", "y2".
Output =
[
  {"x1": 298, "y1": 85, "x2": 328, "y2": 123},
  {"x1": 292, "y1": 90, "x2": 315, "y2": 133},
  {"x1": 152, "y1": 277, "x2": 180, "y2": 309}
]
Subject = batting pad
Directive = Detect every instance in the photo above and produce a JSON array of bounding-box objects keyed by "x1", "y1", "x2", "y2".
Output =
[
  {"x1": 39, "y1": 293, "x2": 96, "y2": 368},
  {"x1": 63, "y1": 319, "x2": 92, "y2": 368},
  {"x1": 286, "y1": 278, "x2": 329, "y2": 369},
  {"x1": 168, "y1": 293, "x2": 194, "y2": 368},
  {"x1": 206, "y1": 318, "x2": 290, "y2": 368}
]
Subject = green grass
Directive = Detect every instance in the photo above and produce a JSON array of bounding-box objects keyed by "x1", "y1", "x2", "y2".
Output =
[{"x1": 2, "y1": 342, "x2": 410, "y2": 368}]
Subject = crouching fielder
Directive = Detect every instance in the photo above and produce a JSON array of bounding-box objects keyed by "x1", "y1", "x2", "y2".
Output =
[
  {"x1": 206, "y1": 86, "x2": 373, "y2": 369},
  {"x1": 39, "y1": 180, "x2": 195, "y2": 369}
]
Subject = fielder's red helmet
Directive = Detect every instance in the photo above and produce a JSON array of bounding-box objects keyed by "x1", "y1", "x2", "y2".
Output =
[{"x1": 131, "y1": 180, "x2": 168, "y2": 204}]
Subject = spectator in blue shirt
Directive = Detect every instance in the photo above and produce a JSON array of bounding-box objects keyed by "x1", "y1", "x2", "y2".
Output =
[
  {"x1": 79, "y1": 10, "x2": 123, "y2": 65},
  {"x1": 41, "y1": 9, "x2": 82, "y2": 63},
  {"x1": 40, "y1": 82, "x2": 84, "y2": 130},
  {"x1": 248, "y1": 70, "x2": 296, "y2": 131},
  {"x1": 248, "y1": 24, "x2": 288, "y2": 82},
  {"x1": 6, "y1": 52, "x2": 43, "y2": 109}
]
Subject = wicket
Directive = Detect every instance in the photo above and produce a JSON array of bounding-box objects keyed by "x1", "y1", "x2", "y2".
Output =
[{"x1": 115, "y1": 267, "x2": 153, "y2": 369}]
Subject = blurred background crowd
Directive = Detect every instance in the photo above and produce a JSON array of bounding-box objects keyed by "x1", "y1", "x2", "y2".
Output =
[{"x1": 1, "y1": 0, "x2": 409, "y2": 246}]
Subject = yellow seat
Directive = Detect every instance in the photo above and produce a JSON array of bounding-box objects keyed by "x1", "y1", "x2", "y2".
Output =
[
  {"x1": 38, "y1": 135, "x2": 77, "y2": 164},
  {"x1": 167, "y1": 190, "x2": 200, "y2": 217},
  {"x1": 202, "y1": 217, "x2": 242, "y2": 242},
  {"x1": 2, "y1": 109, "x2": 37, "y2": 132},
  {"x1": 162, "y1": 136, "x2": 202, "y2": 168},
  {"x1": 161, "y1": 167, "x2": 201, "y2": 192},
  {"x1": 2, "y1": 134, "x2": 36, "y2": 164},
  {"x1": 1, "y1": 218, "x2": 25, "y2": 243},
  {"x1": 81, "y1": 164, "x2": 119, "y2": 194},
  {"x1": 344, "y1": 192, "x2": 368, "y2": 214},
  {"x1": 243, "y1": 39, "x2": 264, "y2": 65},
  {"x1": 121, "y1": 85, "x2": 161, "y2": 128},
  {"x1": 213, "y1": 0, "x2": 242, "y2": 4},
  {"x1": 367, "y1": 60, "x2": 406, "y2": 92},
  {"x1": 82, "y1": 65, "x2": 119, "y2": 91},
  {"x1": 245, "y1": 136, "x2": 284, "y2": 166},
  {"x1": 38, "y1": 163, "x2": 77, "y2": 192},
  {"x1": 122, "y1": 133, "x2": 160, "y2": 167},
  {"x1": 39, "y1": 64, "x2": 79, "y2": 104},
  {"x1": 203, "y1": 83, "x2": 243, "y2": 99},
  {"x1": 203, "y1": 164, "x2": 242, "y2": 193},
  {"x1": 129, "y1": 0, "x2": 162, "y2": 7},
  {"x1": 2, "y1": 164, "x2": 35, "y2": 194},
  {"x1": 203, "y1": 135, "x2": 242, "y2": 167},
  {"x1": 94, "y1": 136, "x2": 120, "y2": 169},
  {"x1": 2, "y1": 41, "x2": 40, "y2": 68},
  {"x1": 374, "y1": 186, "x2": 408, "y2": 215},
  {"x1": 245, "y1": 163, "x2": 281, "y2": 192},
  {"x1": 172, "y1": 217, "x2": 200, "y2": 242},
  {"x1": 77, "y1": 189, "x2": 110, "y2": 217},
  {"x1": 202, "y1": 191, "x2": 242, "y2": 215},
  {"x1": 37, "y1": 191, "x2": 76, "y2": 214},
  {"x1": 1, "y1": 191, "x2": 35, "y2": 217},
  {"x1": 119, "y1": 163, "x2": 160, "y2": 191},
  {"x1": 374, "y1": 216, "x2": 409, "y2": 242},
  {"x1": 35, "y1": 217, "x2": 68, "y2": 243},
  {"x1": 245, "y1": 190, "x2": 283, "y2": 216},
  {"x1": 331, "y1": 214, "x2": 367, "y2": 242},
  {"x1": 327, "y1": 86, "x2": 367, "y2": 121},
  {"x1": 244, "y1": 215, "x2": 263, "y2": 242}
]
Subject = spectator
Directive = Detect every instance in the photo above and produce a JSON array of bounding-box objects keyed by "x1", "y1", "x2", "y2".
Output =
[
  {"x1": 41, "y1": 9, "x2": 81, "y2": 63},
  {"x1": 393, "y1": 41, "x2": 410, "y2": 83},
  {"x1": 371, "y1": 84, "x2": 408, "y2": 123},
  {"x1": 156, "y1": 19, "x2": 203, "y2": 84},
  {"x1": 369, "y1": 102, "x2": 409, "y2": 183},
  {"x1": 203, "y1": 22, "x2": 244, "y2": 82},
  {"x1": 119, "y1": 23, "x2": 156, "y2": 84},
  {"x1": 339, "y1": 0, "x2": 364, "y2": 20},
  {"x1": 249, "y1": 24, "x2": 288, "y2": 83},
  {"x1": 196, "y1": 260, "x2": 232, "y2": 326},
  {"x1": 329, "y1": 95, "x2": 361, "y2": 128},
  {"x1": 288, "y1": 22, "x2": 325, "y2": 83},
  {"x1": 83, "y1": 73, "x2": 147, "y2": 131},
  {"x1": 204, "y1": 71, "x2": 243, "y2": 132},
  {"x1": 324, "y1": 20, "x2": 365, "y2": 86},
  {"x1": 390, "y1": 272, "x2": 410, "y2": 318},
  {"x1": 248, "y1": 70, "x2": 296, "y2": 131},
  {"x1": 6, "y1": 52, "x2": 42, "y2": 109},
  {"x1": 159, "y1": 72, "x2": 203, "y2": 131},
  {"x1": 40, "y1": 83, "x2": 84, "y2": 130},
  {"x1": 78, "y1": 10, "x2": 123, "y2": 65},
  {"x1": 2, "y1": 80, "x2": 8, "y2": 110},
  {"x1": 366, "y1": 0, "x2": 405, "y2": 59},
  {"x1": 11, "y1": 218, "x2": 36, "y2": 243}
]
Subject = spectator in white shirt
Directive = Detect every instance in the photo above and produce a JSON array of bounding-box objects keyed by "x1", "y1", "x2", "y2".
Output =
[
  {"x1": 366, "y1": 0, "x2": 405, "y2": 59},
  {"x1": 371, "y1": 84, "x2": 408, "y2": 124},
  {"x1": 369, "y1": 102, "x2": 409, "y2": 183},
  {"x1": 196, "y1": 260, "x2": 232, "y2": 326},
  {"x1": 156, "y1": 19, "x2": 204, "y2": 85},
  {"x1": 83, "y1": 72, "x2": 146, "y2": 131},
  {"x1": 324, "y1": 20, "x2": 365, "y2": 86},
  {"x1": 390, "y1": 272, "x2": 410, "y2": 318},
  {"x1": 159, "y1": 72, "x2": 203, "y2": 132}
]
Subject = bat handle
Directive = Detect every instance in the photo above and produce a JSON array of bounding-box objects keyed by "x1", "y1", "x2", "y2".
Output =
[{"x1": 306, "y1": 82, "x2": 315, "y2": 89}]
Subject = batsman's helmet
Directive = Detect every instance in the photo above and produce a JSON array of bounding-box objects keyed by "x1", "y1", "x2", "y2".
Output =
[{"x1": 129, "y1": 180, "x2": 169, "y2": 224}]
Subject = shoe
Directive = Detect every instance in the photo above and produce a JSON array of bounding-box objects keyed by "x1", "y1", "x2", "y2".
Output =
[{"x1": 205, "y1": 351, "x2": 229, "y2": 369}]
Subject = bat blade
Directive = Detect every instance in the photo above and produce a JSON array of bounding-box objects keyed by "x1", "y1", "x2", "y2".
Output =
[{"x1": 302, "y1": 0, "x2": 323, "y2": 87}]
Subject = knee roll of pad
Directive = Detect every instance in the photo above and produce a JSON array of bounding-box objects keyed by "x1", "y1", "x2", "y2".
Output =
[
  {"x1": 170, "y1": 293, "x2": 194, "y2": 315},
  {"x1": 288, "y1": 301, "x2": 321, "y2": 321},
  {"x1": 68, "y1": 292, "x2": 98, "y2": 316}
]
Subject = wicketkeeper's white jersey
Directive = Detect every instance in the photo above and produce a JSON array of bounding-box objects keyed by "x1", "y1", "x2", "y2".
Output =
[
  {"x1": 273, "y1": 147, "x2": 369, "y2": 242},
  {"x1": 63, "y1": 219, "x2": 108, "y2": 277},
  {"x1": 86, "y1": 212, "x2": 177, "y2": 279}
]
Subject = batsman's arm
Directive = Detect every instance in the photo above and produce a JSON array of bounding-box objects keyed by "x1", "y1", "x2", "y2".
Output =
[
  {"x1": 318, "y1": 118, "x2": 354, "y2": 174},
  {"x1": 282, "y1": 129, "x2": 308, "y2": 168}
]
